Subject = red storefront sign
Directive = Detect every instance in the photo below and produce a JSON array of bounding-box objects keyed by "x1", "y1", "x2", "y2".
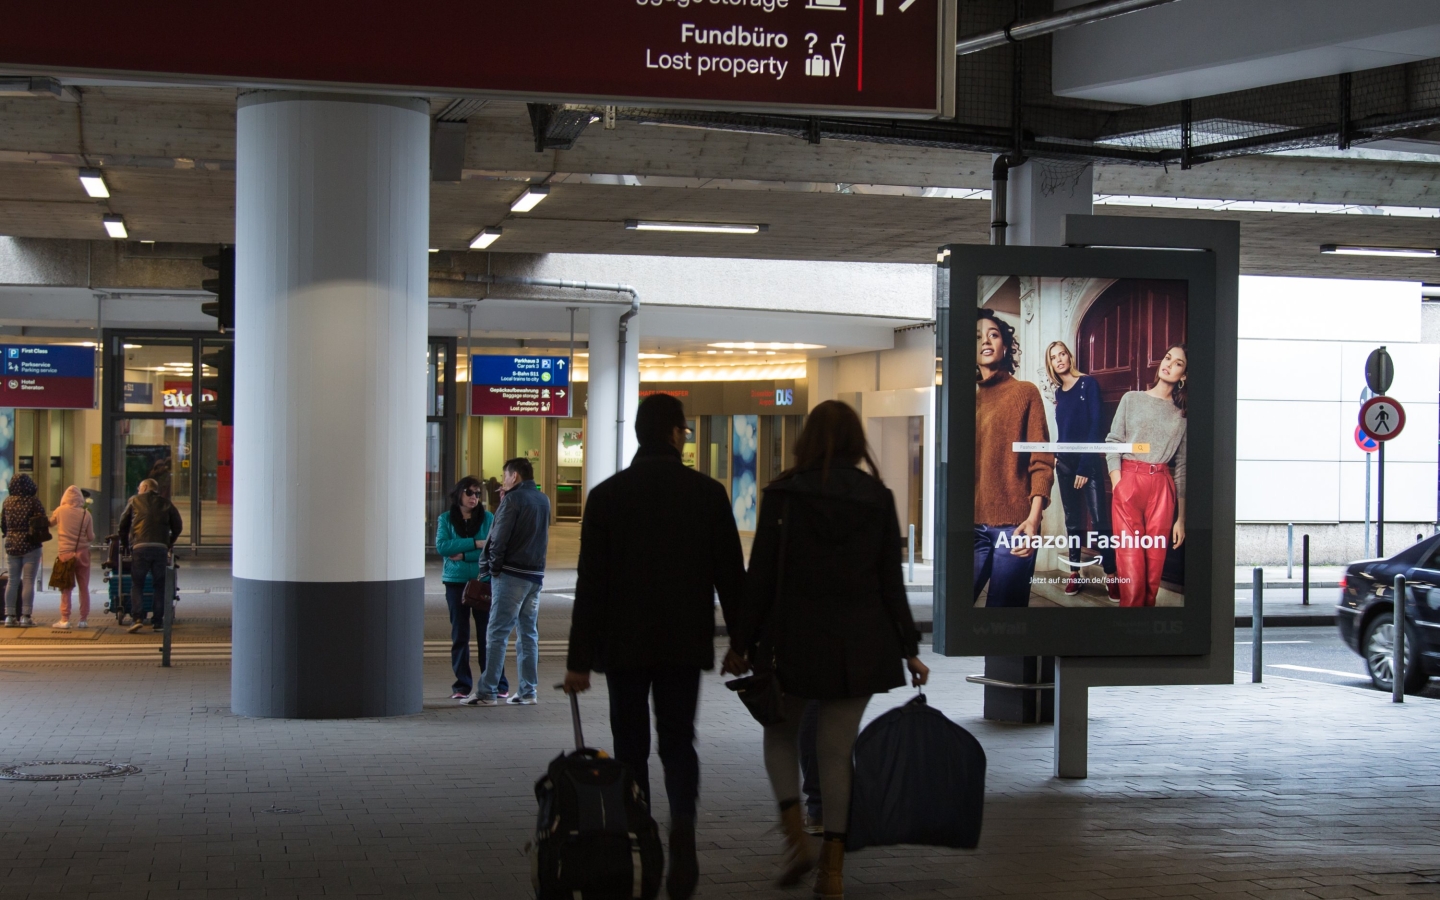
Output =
[{"x1": 0, "y1": 1, "x2": 953, "y2": 116}]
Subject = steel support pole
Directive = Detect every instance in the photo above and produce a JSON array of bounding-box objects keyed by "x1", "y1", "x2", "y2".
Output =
[
  {"x1": 1393, "y1": 574, "x2": 1406, "y2": 703},
  {"x1": 1365, "y1": 452, "x2": 1372, "y2": 557},
  {"x1": 908, "y1": 524, "x2": 916, "y2": 583},
  {"x1": 1286, "y1": 523, "x2": 1294, "y2": 578},
  {"x1": 160, "y1": 563, "x2": 175, "y2": 668},
  {"x1": 1302, "y1": 535, "x2": 1310, "y2": 606},
  {"x1": 1252, "y1": 567, "x2": 1263, "y2": 683},
  {"x1": 1378, "y1": 441, "x2": 1386, "y2": 557}
]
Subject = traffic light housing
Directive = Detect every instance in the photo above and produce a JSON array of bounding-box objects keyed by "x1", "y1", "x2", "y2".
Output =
[
  {"x1": 201, "y1": 245, "x2": 235, "y2": 332},
  {"x1": 199, "y1": 342, "x2": 235, "y2": 426}
]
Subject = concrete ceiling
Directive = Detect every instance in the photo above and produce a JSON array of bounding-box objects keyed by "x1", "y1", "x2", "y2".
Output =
[{"x1": 0, "y1": 87, "x2": 1439, "y2": 279}]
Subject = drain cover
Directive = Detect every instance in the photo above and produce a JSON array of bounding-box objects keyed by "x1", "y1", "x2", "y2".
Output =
[
  {"x1": 261, "y1": 805, "x2": 303, "y2": 815},
  {"x1": 0, "y1": 761, "x2": 141, "y2": 781}
]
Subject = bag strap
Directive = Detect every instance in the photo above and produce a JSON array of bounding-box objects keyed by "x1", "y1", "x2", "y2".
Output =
[{"x1": 74, "y1": 511, "x2": 88, "y2": 555}]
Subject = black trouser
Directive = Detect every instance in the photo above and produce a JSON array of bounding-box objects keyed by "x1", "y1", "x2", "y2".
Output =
[
  {"x1": 1056, "y1": 463, "x2": 1116, "y2": 575},
  {"x1": 129, "y1": 546, "x2": 169, "y2": 624},
  {"x1": 442, "y1": 582, "x2": 508, "y2": 696},
  {"x1": 606, "y1": 667, "x2": 701, "y2": 822}
]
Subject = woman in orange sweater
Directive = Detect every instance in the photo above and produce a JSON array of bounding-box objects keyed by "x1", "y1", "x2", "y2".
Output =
[{"x1": 975, "y1": 310, "x2": 1055, "y2": 607}]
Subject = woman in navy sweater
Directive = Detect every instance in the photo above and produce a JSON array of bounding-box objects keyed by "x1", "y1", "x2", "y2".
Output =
[{"x1": 1045, "y1": 341, "x2": 1118, "y2": 599}]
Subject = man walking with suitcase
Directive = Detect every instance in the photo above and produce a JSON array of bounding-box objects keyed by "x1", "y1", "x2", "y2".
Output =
[{"x1": 564, "y1": 394, "x2": 746, "y2": 900}]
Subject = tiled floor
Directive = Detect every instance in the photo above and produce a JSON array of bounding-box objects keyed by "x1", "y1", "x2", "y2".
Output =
[{"x1": 0, "y1": 648, "x2": 1436, "y2": 899}]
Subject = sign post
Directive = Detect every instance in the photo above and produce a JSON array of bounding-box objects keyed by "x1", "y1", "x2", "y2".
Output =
[
  {"x1": 1360, "y1": 349, "x2": 1404, "y2": 559},
  {"x1": 1355, "y1": 423, "x2": 1378, "y2": 556}
]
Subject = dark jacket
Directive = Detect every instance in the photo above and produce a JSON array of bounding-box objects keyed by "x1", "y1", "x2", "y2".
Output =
[
  {"x1": 733, "y1": 466, "x2": 920, "y2": 700},
  {"x1": 480, "y1": 480, "x2": 550, "y2": 580},
  {"x1": 568, "y1": 444, "x2": 745, "y2": 673},
  {"x1": 117, "y1": 491, "x2": 184, "y2": 550},
  {"x1": 1, "y1": 474, "x2": 46, "y2": 557}
]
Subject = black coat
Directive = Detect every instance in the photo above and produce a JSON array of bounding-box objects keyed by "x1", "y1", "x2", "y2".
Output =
[
  {"x1": 567, "y1": 445, "x2": 746, "y2": 673},
  {"x1": 733, "y1": 466, "x2": 920, "y2": 700}
]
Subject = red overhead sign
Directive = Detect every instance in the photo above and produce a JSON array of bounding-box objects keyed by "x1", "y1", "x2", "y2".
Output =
[{"x1": 0, "y1": 1, "x2": 954, "y2": 116}]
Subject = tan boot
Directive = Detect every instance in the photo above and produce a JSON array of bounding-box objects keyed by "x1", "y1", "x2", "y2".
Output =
[
  {"x1": 812, "y1": 837, "x2": 845, "y2": 898},
  {"x1": 776, "y1": 803, "x2": 817, "y2": 887}
]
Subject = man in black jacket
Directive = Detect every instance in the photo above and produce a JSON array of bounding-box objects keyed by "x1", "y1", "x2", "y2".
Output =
[
  {"x1": 564, "y1": 394, "x2": 745, "y2": 900},
  {"x1": 116, "y1": 478, "x2": 183, "y2": 633}
]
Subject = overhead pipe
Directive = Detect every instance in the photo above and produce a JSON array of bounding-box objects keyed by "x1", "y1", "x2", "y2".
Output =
[
  {"x1": 990, "y1": 153, "x2": 1024, "y2": 246},
  {"x1": 454, "y1": 273, "x2": 641, "y2": 474},
  {"x1": 955, "y1": 0, "x2": 1179, "y2": 56}
]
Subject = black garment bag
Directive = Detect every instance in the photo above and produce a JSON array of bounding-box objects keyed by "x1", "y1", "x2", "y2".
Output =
[{"x1": 846, "y1": 692, "x2": 986, "y2": 851}]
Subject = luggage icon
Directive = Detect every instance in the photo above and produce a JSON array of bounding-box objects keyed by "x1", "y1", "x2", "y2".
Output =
[{"x1": 805, "y1": 54, "x2": 831, "y2": 77}]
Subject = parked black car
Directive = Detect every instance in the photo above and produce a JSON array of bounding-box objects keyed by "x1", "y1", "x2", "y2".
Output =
[{"x1": 1337, "y1": 536, "x2": 1440, "y2": 693}]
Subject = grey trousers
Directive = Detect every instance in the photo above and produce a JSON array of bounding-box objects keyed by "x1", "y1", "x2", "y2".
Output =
[{"x1": 763, "y1": 694, "x2": 870, "y2": 835}]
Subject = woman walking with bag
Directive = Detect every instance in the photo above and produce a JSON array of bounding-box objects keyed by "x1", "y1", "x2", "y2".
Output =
[
  {"x1": 726, "y1": 400, "x2": 928, "y2": 898},
  {"x1": 436, "y1": 477, "x2": 508, "y2": 700},
  {"x1": 48, "y1": 485, "x2": 94, "y2": 629},
  {"x1": 2, "y1": 474, "x2": 49, "y2": 627}
]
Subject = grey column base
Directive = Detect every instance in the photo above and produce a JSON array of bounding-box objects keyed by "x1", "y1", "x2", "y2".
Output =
[{"x1": 232, "y1": 577, "x2": 424, "y2": 718}]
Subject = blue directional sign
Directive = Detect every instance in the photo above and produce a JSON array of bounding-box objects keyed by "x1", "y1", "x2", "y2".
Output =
[
  {"x1": 471, "y1": 355, "x2": 571, "y2": 416},
  {"x1": 1, "y1": 344, "x2": 96, "y2": 409}
]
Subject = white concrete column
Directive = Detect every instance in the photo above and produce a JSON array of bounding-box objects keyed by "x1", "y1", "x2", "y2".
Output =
[
  {"x1": 583, "y1": 305, "x2": 640, "y2": 496},
  {"x1": 232, "y1": 91, "x2": 429, "y2": 718}
]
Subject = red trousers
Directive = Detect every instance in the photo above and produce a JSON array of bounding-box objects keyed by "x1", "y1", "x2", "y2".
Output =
[{"x1": 1110, "y1": 460, "x2": 1177, "y2": 608}]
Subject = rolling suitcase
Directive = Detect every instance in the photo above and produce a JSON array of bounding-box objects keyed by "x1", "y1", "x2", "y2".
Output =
[{"x1": 531, "y1": 689, "x2": 663, "y2": 900}]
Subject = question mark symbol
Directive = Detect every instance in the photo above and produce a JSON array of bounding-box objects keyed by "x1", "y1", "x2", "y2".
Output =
[{"x1": 806, "y1": 32, "x2": 818, "y2": 54}]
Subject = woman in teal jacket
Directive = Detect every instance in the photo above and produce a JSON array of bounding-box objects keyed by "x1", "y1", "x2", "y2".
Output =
[{"x1": 437, "y1": 476, "x2": 509, "y2": 699}]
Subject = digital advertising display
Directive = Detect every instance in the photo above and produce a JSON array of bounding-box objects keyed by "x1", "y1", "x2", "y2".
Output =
[{"x1": 938, "y1": 246, "x2": 1218, "y2": 657}]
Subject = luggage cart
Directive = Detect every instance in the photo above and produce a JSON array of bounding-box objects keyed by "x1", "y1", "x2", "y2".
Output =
[{"x1": 100, "y1": 535, "x2": 180, "y2": 625}]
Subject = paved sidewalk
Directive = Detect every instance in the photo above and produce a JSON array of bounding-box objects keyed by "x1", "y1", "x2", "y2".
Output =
[{"x1": 0, "y1": 650, "x2": 1437, "y2": 899}]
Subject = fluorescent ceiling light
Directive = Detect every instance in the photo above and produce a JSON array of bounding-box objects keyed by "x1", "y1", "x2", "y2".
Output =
[
  {"x1": 1319, "y1": 244, "x2": 1439, "y2": 259},
  {"x1": 102, "y1": 214, "x2": 127, "y2": 239},
  {"x1": 637, "y1": 353, "x2": 675, "y2": 359},
  {"x1": 469, "y1": 227, "x2": 503, "y2": 250},
  {"x1": 78, "y1": 168, "x2": 110, "y2": 198},
  {"x1": 510, "y1": 186, "x2": 550, "y2": 213},
  {"x1": 428, "y1": 248, "x2": 439, "y2": 253},
  {"x1": 625, "y1": 220, "x2": 766, "y2": 234},
  {"x1": 708, "y1": 341, "x2": 825, "y2": 351}
]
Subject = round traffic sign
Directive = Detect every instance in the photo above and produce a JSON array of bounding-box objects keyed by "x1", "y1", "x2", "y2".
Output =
[
  {"x1": 1354, "y1": 425, "x2": 1378, "y2": 453},
  {"x1": 1365, "y1": 347, "x2": 1395, "y2": 394},
  {"x1": 1359, "y1": 395, "x2": 1406, "y2": 441}
]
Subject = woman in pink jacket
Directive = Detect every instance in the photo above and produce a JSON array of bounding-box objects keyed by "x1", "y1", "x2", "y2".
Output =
[{"x1": 48, "y1": 485, "x2": 94, "y2": 629}]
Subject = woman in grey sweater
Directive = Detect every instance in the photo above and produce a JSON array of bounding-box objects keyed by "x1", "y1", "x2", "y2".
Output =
[{"x1": 1105, "y1": 345, "x2": 1188, "y2": 607}]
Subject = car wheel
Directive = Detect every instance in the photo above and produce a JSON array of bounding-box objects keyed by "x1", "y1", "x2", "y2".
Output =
[{"x1": 1362, "y1": 612, "x2": 1427, "y2": 694}]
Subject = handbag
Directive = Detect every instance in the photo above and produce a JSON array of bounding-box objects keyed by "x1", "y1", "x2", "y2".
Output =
[
  {"x1": 727, "y1": 496, "x2": 792, "y2": 726},
  {"x1": 48, "y1": 511, "x2": 87, "y2": 592},
  {"x1": 461, "y1": 578, "x2": 492, "y2": 619}
]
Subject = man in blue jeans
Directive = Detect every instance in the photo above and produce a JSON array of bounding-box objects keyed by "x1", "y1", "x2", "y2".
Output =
[
  {"x1": 465, "y1": 457, "x2": 549, "y2": 707},
  {"x1": 116, "y1": 478, "x2": 183, "y2": 633}
]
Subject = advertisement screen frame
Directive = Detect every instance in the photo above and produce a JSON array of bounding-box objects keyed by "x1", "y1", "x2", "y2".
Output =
[{"x1": 938, "y1": 245, "x2": 1217, "y2": 657}]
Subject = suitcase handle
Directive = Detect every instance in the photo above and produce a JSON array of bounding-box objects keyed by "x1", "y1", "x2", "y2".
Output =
[{"x1": 555, "y1": 683, "x2": 585, "y2": 751}]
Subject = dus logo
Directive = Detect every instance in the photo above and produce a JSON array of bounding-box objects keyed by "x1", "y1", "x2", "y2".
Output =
[{"x1": 774, "y1": 389, "x2": 794, "y2": 406}]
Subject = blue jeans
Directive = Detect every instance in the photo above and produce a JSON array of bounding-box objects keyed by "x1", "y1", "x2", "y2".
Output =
[
  {"x1": 443, "y1": 581, "x2": 508, "y2": 696},
  {"x1": 477, "y1": 574, "x2": 540, "y2": 699},
  {"x1": 5, "y1": 548, "x2": 42, "y2": 617},
  {"x1": 974, "y1": 525, "x2": 1038, "y2": 608}
]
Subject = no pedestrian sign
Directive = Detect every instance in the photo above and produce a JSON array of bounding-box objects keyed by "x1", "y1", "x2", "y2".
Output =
[{"x1": 1359, "y1": 395, "x2": 1405, "y2": 442}]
